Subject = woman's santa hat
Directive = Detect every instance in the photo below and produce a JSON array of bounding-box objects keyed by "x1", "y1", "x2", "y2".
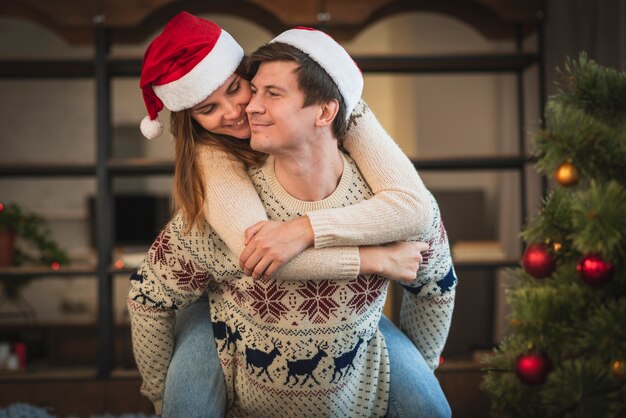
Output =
[
  {"x1": 139, "y1": 12, "x2": 244, "y2": 139},
  {"x1": 270, "y1": 27, "x2": 363, "y2": 118}
]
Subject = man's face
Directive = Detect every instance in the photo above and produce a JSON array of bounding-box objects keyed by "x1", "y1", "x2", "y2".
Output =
[{"x1": 246, "y1": 61, "x2": 320, "y2": 155}]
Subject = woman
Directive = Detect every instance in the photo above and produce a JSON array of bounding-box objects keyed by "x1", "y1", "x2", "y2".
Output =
[{"x1": 134, "y1": 12, "x2": 451, "y2": 417}]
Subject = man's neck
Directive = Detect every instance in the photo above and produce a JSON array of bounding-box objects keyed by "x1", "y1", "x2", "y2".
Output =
[{"x1": 272, "y1": 138, "x2": 344, "y2": 202}]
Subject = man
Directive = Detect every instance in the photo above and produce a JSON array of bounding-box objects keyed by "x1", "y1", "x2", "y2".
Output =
[{"x1": 129, "y1": 27, "x2": 455, "y2": 417}]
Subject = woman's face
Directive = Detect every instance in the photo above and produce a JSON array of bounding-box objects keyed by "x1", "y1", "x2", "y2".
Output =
[{"x1": 190, "y1": 73, "x2": 252, "y2": 139}]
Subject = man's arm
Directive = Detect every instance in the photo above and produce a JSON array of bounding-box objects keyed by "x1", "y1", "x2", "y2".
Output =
[{"x1": 306, "y1": 99, "x2": 433, "y2": 247}]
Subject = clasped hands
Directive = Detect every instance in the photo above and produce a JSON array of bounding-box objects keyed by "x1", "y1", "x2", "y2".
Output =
[{"x1": 239, "y1": 217, "x2": 429, "y2": 283}]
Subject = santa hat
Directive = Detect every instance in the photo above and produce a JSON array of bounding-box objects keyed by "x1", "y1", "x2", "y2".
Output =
[
  {"x1": 139, "y1": 12, "x2": 244, "y2": 139},
  {"x1": 270, "y1": 27, "x2": 363, "y2": 118}
]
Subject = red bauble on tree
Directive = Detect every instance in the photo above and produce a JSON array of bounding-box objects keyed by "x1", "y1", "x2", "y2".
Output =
[
  {"x1": 515, "y1": 351, "x2": 552, "y2": 385},
  {"x1": 522, "y1": 243, "x2": 556, "y2": 279},
  {"x1": 577, "y1": 253, "x2": 614, "y2": 287}
]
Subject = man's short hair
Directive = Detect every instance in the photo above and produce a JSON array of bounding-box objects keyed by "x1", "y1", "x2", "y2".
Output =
[{"x1": 247, "y1": 42, "x2": 348, "y2": 141}]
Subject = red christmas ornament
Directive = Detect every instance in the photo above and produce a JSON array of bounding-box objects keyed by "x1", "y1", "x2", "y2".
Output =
[
  {"x1": 522, "y1": 243, "x2": 556, "y2": 279},
  {"x1": 515, "y1": 351, "x2": 552, "y2": 385},
  {"x1": 577, "y1": 253, "x2": 614, "y2": 287}
]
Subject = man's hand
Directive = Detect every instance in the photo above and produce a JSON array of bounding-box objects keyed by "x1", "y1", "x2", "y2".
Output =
[
  {"x1": 240, "y1": 217, "x2": 314, "y2": 279},
  {"x1": 359, "y1": 242, "x2": 429, "y2": 283}
]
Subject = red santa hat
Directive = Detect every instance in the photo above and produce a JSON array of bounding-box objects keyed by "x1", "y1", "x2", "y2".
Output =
[
  {"x1": 270, "y1": 27, "x2": 363, "y2": 118},
  {"x1": 139, "y1": 12, "x2": 244, "y2": 139}
]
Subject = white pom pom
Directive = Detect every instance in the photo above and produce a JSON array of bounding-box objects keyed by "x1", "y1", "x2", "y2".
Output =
[{"x1": 140, "y1": 116, "x2": 163, "y2": 140}]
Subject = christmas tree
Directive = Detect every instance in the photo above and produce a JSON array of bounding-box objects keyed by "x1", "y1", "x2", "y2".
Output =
[{"x1": 482, "y1": 53, "x2": 626, "y2": 417}]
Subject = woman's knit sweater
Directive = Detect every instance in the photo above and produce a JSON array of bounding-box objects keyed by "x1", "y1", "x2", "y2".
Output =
[{"x1": 128, "y1": 154, "x2": 456, "y2": 416}]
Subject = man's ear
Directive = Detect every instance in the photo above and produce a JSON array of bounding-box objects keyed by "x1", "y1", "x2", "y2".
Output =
[{"x1": 316, "y1": 99, "x2": 339, "y2": 128}]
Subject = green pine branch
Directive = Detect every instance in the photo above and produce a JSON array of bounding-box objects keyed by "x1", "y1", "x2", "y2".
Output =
[{"x1": 483, "y1": 53, "x2": 625, "y2": 418}]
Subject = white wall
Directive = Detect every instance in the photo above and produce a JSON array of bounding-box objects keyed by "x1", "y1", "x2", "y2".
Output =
[{"x1": 0, "y1": 13, "x2": 540, "y2": 334}]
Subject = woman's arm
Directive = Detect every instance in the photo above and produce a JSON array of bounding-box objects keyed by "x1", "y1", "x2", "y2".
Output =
[
  {"x1": 196, "y1": 146, "x2": 360, "y2": 281},
  {"x1": 306, "y1": 99, "x2": 432, "y2": 248},
  {"x1": 197, "y1": 145, "x2": 429, "y2": 282},
  {"x1": 239, "y1": 100, "x2": 433, "y2": 276}
]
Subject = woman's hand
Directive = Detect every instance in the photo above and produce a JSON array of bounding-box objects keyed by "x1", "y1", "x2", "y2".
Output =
[
  {"x1": 240, "y1": 217, "x2": 314, "y2": 279},
  {"x1": 359, "y1": 241, "x2": 429, "y2": 283}
]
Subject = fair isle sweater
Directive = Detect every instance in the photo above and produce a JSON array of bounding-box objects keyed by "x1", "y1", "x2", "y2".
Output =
[
  {"x1": 196, "y1": 100, "x2": 433, "y2": 282},
  {"x1": 128, "y1": 153, "x2": 457, "y2": 417}
]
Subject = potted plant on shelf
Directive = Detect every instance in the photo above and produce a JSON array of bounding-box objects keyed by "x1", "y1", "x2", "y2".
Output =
[{"x1": 0, "y1": 202, "x2": 69, "y2": 268}]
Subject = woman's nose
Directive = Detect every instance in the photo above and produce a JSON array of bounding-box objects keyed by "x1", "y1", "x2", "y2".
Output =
[{"x1": 223, "y1": 100, "x2": 239, "y2": 119}]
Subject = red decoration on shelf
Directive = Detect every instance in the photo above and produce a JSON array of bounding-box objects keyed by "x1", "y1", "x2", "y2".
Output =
[
  {"x1": 515, "y1": 351, "x2": 552, "y2": 385},
  {"x1": 51, "y1": 261, "x2": 60, "y2": 270},
  {"x1": 577, "y1": 253, "x2": 614, "y2": 287},
  {"x1": 522, "y1": 243, "x2": 555, "y2": 279}
]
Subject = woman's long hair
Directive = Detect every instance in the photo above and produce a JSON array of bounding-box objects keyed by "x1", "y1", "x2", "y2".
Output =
[{"x1": 170, "y1": 64, "x2": 267, "y2": 233}]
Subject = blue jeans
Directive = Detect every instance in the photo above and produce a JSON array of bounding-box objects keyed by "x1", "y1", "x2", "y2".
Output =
[{"x1": 163, "y1": 297, "x2": 450, "y2": 418}]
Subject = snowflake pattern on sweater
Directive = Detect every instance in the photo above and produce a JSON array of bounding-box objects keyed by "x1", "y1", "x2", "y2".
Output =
[
  {"x1": 205, "y1": 155, "x2": 389, "y2": 417},
  {"x1": 128, "y1": 153, "x2": 456, "y2": 417}
]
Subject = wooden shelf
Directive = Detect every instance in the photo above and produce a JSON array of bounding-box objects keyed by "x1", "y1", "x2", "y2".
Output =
[
  {"x1": 0, "y1": 264, "x2": 96, "y2": 279},
  {"x1": 0, "y1": 162, "x2": 95, "y2": 177},
  {"x1": 0, "y1": 260, "x2": 518, "y2": 280},
  {"x1": 357, "y1": 53, "x2": 540, "y2": 73},
  {"x1": 0, "y1": 265, "x2": 140, "y2": 279},
  {"x1": 0, "y1": 154, "x2": 533, "y2": 177},
  {"x1": 0, "y1": 360, "x2": 481, "y2": 382},
  {"x1": 107, "y1": 158, "x2": 172, "y2": 175},
  {"x1": 413, "y1": 155, "x2": 533, "y2": 171},
  {"x1": 453, "y1": 259, "x2": 519, "y2": 270},
  {"x1": 0, "y1": 367, "x2": 139, "y2": 382},
  {"x1": 0, "y1": 53, "x2": 540, "y2": 78}
]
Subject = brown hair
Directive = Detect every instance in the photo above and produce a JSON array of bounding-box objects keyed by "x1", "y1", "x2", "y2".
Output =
[
  {"x1": 247, "y1": 43, "x2": 348, "y2": 141},
  {"x1": 170, "y1": 63, "x2": 267, "y2": 233}
]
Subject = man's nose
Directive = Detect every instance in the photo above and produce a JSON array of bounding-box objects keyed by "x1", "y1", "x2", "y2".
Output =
[{"x1": 246, "y1": 93, "x2": 263, "y2": 115}]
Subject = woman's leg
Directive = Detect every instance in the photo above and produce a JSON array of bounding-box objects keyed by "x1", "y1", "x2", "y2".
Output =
[
  {"x1": 380, "y1": 315, "x2": 451, "y2": 418},
  {"x1": 163, "y1": 296, "x2": 227, "y2": 418}
]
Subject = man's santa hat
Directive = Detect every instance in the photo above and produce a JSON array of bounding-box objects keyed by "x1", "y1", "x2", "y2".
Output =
[
  {"x1": 270, "y1": 27, "x2": 363, "y2": 118},
  {"x1": 139, "y1": 12, "x2": 243, "y2": 139}
]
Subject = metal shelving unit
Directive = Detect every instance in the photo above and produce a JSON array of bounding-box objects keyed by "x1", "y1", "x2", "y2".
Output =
[{"x1": 0, "y1": 23, "x2": 545, "y2": 378}]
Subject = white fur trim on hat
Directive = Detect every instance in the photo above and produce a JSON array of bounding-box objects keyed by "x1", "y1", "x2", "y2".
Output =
[
  {"x1": 140, "y1": 115, "x2": 163, "y2": 140},
  {"x1": 154, "y1": 29, "x2": 244, "y2": 112},
  {"x1": 271, "y1": 28, "x2": 363, "y2": 118}
]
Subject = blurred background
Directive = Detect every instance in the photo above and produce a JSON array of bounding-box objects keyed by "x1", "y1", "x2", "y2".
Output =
[{"x1": 0, "y1": 0, "x2": 624, "y2": 416}]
